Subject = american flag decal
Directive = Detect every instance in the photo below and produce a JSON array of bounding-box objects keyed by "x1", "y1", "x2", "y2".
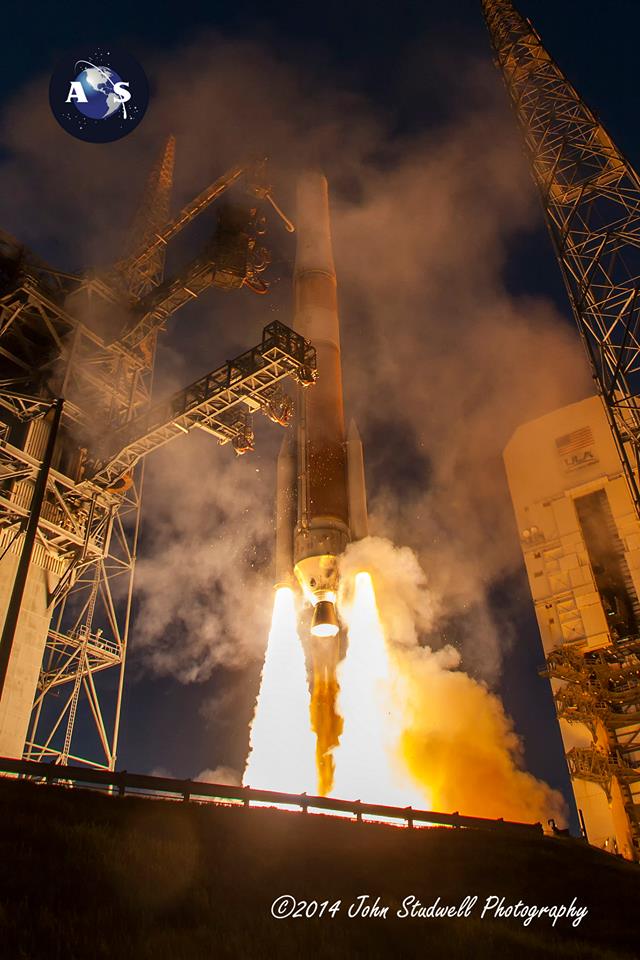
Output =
[{"x1": 555, "y1": 427, "x2": 594, "y2": 456}]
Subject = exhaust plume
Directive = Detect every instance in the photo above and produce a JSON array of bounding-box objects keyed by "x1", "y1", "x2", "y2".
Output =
[
  {"x1": 243, "y1": 587, "x2": 316, "y2": 794},
  {"x1": 336, "y1": 539, "x2": 566, "y2": 823},
  {"x1": 332, "y1": 571, "x2": 428, "y2": 808}
]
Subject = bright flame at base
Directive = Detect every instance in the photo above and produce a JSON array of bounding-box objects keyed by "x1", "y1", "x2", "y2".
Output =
[
  {"x1": 241, "y1": 543, "x2": 566, "y2": 827},
  {"x1": 332, "y1": 572, "x2": 430, "y2": 809},
  {"x1": 243, "y1": 587, "x2": 317, "y2": 794}
]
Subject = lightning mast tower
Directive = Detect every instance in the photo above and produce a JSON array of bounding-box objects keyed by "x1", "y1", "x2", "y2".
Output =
[
  {"x1": 0, "y1": 144, "x2": 314, "y2": 770},
  {"x1": 483, "y1": 0, "x2": 640, "y2": 857}
]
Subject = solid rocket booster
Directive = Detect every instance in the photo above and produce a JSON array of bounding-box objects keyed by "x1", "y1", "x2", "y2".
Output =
[{"x1": 275, "y1": 172, "x2": 367, "y2": 636}]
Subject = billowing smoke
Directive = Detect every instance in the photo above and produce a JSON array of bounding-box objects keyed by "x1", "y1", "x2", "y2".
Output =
[
  {"x1": 399, "y1": 647, "x2": 567, "y2": 823},
  {"x1": 149, "y1": 764, "x2": 242, "y2": 786},
  {"x1": 332, "y1": 111, "x2": 593, "y2": 680},
  {"x1": 0, "y1": 32, "x2": 592, "y2": 777},
  {"x1": 195, "y1": 766, "x2": 241, "y2": 787},
  {"x1": 132, "y1": 432, "x2": 274, "y2": 682},
  {"x1": 338, "y1": 536, "x2": 437, "y2": 647},
  {"x1": 339, "y1": 538, "x2": 567, "y2": 824}
]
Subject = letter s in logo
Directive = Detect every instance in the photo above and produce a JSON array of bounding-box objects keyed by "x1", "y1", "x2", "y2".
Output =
[{"x1": 113, "y1": 81, "x2": 131, "y2": 104}]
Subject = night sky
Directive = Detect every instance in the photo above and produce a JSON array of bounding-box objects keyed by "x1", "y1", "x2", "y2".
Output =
[{"x1": 4, "y1": 0, "x2": 640, "y2": 829}]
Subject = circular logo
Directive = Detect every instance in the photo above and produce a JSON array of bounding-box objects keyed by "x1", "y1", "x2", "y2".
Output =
[{"x1": 49, "y1": 47, "x2": 149, "y2": 143}]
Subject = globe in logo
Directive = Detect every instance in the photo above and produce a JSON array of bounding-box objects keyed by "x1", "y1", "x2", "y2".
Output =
[
  {"x1": 50, "y1": 48, "x2": 149, "y2": 143},
  {"x1": 69, "y1": 62, "x2": 131, "y2": 120}
]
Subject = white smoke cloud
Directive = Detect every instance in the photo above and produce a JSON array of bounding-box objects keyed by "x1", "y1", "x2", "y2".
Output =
[
  {"x1": 132, "y1": 431, "x2": 274, "y2": 683},
  {"x1": 338, "y1": 536, "x2": 438, "y2": 647},
  {"x1": 148, "y1": 765, "x2": 174, "y2": 779},
  {"x1": 195, "y1": 765, "x2": 241, "y2": 786}
]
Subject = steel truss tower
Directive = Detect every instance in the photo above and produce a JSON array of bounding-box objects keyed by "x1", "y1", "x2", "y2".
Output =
[
  {"x1": 483, "y1": 0, "x2": 640, "y2": 855},
  {"x1": 0, "y1": 144, "x2": 314, "y2": 770},
  {"x1": 482, "y1": 0, "x2": 640, "y2": 515}
]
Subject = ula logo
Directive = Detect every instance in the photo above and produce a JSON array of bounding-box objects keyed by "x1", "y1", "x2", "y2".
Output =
[{"x1": 49, "y1": 47, "x2": 149, "y2": 143}]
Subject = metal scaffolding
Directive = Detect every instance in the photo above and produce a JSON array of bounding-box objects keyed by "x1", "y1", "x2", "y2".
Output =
[
  {"x1": 89, "y1": 321, "x2": 315, "y2": 487},
  {"x1": 483, "y1": 0, "x2": 640, "y2": 854},
  {"x1": 0, "y1": 145, "x2": 309, "y2": 770},
  {"x1": 544, "y1": 644, "x2": 640, "y2": 846},
  {"x1": 482, "y1": 0, "x2": 640, "y2": 518}
]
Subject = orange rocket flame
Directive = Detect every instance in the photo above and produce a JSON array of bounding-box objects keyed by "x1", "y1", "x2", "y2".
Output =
[
  {"x1": 244, "y1": 568, "x2": 564, "y2": 827},
  {"x1": 309, "y1": 639, "x2": 341, "y2": 796}
]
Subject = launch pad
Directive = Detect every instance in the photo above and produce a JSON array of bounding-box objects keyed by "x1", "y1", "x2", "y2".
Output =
[{"x1": 0, "y1": 0, "x2": 639, "y2": 870}]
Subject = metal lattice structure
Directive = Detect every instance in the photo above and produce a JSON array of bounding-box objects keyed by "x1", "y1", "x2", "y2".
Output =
[
  {"x1": 0, "y1": 145, "x2": 306, "y2": 770},
  {"x1": 544, "y1": 648, "x2": 640, "y2": 820},
  {"x1": 483, "y1": 0, "x2": 640, "y2": 855},
  {"x1": 89, "y1": 321, "x2": 314, "y2": 486},
  {"x1": 117, "y1": 135, "x2": 176, "y2": 299},
  {"x1": 482, "y1": 0, "x2": 640, "y2": 518}
]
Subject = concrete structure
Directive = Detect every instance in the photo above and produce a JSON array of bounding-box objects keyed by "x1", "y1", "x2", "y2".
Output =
[
  {"x1": 0, "y1": 554, "x2": 59, "y2": 758},
  {"x1": 505, "y1": 395, "x2": 640, "y2": 860}
]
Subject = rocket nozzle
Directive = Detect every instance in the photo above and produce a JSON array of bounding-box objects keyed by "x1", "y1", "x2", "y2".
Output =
[{"x1": 310, "y1": 600, "x2": 339, "y2": 639}]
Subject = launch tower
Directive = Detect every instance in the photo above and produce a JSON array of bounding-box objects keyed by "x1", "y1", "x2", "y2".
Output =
[
  {"x1": 0, "y1": 145, "x2": 315, "y2": 769},
  {"x1": 483, "y1": 0, "x2": 640, "y2": 858}
]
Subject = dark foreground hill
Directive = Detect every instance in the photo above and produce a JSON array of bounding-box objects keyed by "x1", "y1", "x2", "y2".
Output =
[{"x1": 0, "y1": 778, "x2": 637, "y2": 960}]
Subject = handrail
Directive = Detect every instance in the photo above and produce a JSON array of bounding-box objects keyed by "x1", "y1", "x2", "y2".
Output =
[{"x1": 0, "y1": 756, "x2": 544, "y2": 838}]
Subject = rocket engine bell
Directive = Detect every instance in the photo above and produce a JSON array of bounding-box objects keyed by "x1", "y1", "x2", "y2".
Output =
[{"x1": 275, "y1": 172, "x2": 368, "y2": 634}]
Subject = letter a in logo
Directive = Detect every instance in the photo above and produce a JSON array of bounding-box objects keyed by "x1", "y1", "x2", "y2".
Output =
[{"x1": 66, "y1": 81, "x2": 88, "y2": 103}]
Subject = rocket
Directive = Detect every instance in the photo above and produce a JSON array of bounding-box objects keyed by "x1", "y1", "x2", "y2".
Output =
[
  {"x1": 275, "y1": 171, "x2": 368, "y2": 635},
  {"x1": 275, "y1": 171, "x2": 368, "y2": 792}
]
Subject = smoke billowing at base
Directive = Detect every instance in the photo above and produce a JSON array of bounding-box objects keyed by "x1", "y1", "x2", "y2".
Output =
[
  {"x1": 342, "y1": 539, "x2": 566, "y2": 824},
  {"x1": 0, "y1": 22, "x2": 592, "y2": 814},
  {"x1": 245, "y1": 537, "x2": 566, "y2": 825}
]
